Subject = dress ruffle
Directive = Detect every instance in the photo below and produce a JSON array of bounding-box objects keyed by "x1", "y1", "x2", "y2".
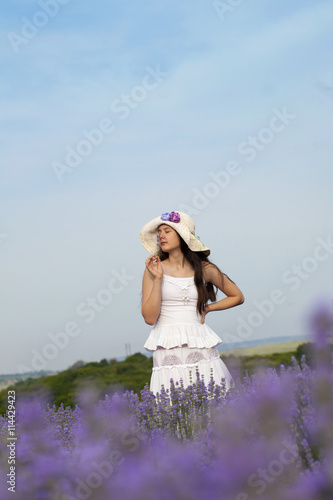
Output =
[{"x1": 144, "y1": 322, "x2": 223, "y2": 351}]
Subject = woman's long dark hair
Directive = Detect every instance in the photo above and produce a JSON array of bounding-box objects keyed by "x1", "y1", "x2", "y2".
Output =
[{"x1": 158, "y1": 234, "x2": 234, "y2": 315}]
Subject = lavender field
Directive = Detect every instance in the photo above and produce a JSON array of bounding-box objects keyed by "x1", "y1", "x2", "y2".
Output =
[{"x1": 1, "y1": 305, "x2": 332, "y2": 500}]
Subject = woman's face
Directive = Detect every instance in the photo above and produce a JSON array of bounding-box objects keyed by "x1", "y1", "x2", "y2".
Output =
[{"x1": 157, "y1": 224, "x2": 180, "y2": 253}]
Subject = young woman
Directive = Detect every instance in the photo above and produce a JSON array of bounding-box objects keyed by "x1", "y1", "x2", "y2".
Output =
[{"x1": 140, "y1": 211, "x2": 244, "y2": 396}]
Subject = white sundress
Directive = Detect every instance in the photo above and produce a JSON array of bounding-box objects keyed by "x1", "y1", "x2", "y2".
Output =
[{"x1": 144, "y1": 273, "x2": 234, "y2": 395}]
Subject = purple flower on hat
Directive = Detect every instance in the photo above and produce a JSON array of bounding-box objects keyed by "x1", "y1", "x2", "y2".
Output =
[
  {"x1": 169, "y1": 211, "x2": 180, "y2": 223},
  {"x1": 160, "y1": 211, "x2": 180, "y2": 223}
]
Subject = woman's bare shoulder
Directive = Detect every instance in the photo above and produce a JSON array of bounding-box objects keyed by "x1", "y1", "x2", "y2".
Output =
[{"x1": 202, "y1": 261, "x2": 216, "y2": 280}]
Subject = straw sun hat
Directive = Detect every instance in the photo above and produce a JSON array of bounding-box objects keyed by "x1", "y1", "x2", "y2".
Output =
[{"x1": 140, "y1": 211, "x2": 210, "y2": 256}]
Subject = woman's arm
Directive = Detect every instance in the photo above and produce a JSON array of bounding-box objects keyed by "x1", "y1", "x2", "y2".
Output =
[
  {"x1": 141, "y1": 255, "x2": 163, "y2": 325},
  {"x1": 201, "y1": 263, "x2": 244, "y2": 323}
]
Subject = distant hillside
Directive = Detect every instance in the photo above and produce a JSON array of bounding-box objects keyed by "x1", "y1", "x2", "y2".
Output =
[
  {"x1": 0, "y1": 370, "x2": 57, "y2": 391},
  {"x1": 221, "y1": 335, "x2": 311, "y2": 351},
  {"x1": 0, "y1": 353, "x2": 153, "y2": 415},
  {"x1": 1, "y1": 341, "x2": 329, "y2": 416},
  {"x1": 221, "y1": 339, "x2": 310, "y2": 357}
]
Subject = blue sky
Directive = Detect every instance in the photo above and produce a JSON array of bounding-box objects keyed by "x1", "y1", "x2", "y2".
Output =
[{"x1": 1, "y1": 0, "x2": 333, "y2": 374}]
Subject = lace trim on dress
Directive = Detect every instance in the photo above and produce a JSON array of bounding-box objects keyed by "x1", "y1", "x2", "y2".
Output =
[
  {"x1": 185, "y1": 351, "x2": 205, "y2": 364},
  {"x1": 208, "y1": 347, "x2": 220, "y2": 360},
  {"x1": 160, "y1": 354, "x2": 183, "y2": 366},
  {"x1": 153, "y1": 345, "x2": 220, "y2": 368}
]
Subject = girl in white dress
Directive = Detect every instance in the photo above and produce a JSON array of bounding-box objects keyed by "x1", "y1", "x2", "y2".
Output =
[{"x1": 140, "y1": 211, "x2": 244, "y2": 396}]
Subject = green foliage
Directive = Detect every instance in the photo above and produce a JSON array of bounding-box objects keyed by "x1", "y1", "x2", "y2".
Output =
[
  {"x1": 0, "y1": 344, "x2": 316, "y2": 415},
  {"x1": 223, "y1": 344, "x2": 312, "y2": 380},
  {"x1": 0, "y1": 353, "x2": 153, "y2": 415},
  {"x1": 293, "y1": 341, "x2": 333, "y2": 368},
  {"x1": 125, "y1": 352, "x2": 147, "y2": 363}
]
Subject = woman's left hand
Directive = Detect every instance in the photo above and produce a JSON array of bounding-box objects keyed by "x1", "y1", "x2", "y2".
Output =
[{"x1": 201, "y1": 305, "x2": 210, "y2": 324}]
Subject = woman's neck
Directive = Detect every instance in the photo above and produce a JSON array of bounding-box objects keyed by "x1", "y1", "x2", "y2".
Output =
[{"x1": 163, "y1": 250, "x2": 193, "y2": 275}]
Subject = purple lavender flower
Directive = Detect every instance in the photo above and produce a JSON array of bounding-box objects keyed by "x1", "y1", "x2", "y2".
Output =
[{"x1": 1, "y1": 303, "x2": 332, "y2": 499}]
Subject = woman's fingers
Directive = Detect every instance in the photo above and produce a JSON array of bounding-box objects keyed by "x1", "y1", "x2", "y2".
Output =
[
  {"x1": 145, "y1": 255, "x2": 156, "y2": 267},
  {"x1": 145, "y1": 255, "x2": 162, "y2": 277}
]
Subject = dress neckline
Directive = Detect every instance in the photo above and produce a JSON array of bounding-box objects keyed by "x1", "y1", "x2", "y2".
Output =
[{"x1": 163, "y1": 274, "x2": 194, "y2": 280}]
